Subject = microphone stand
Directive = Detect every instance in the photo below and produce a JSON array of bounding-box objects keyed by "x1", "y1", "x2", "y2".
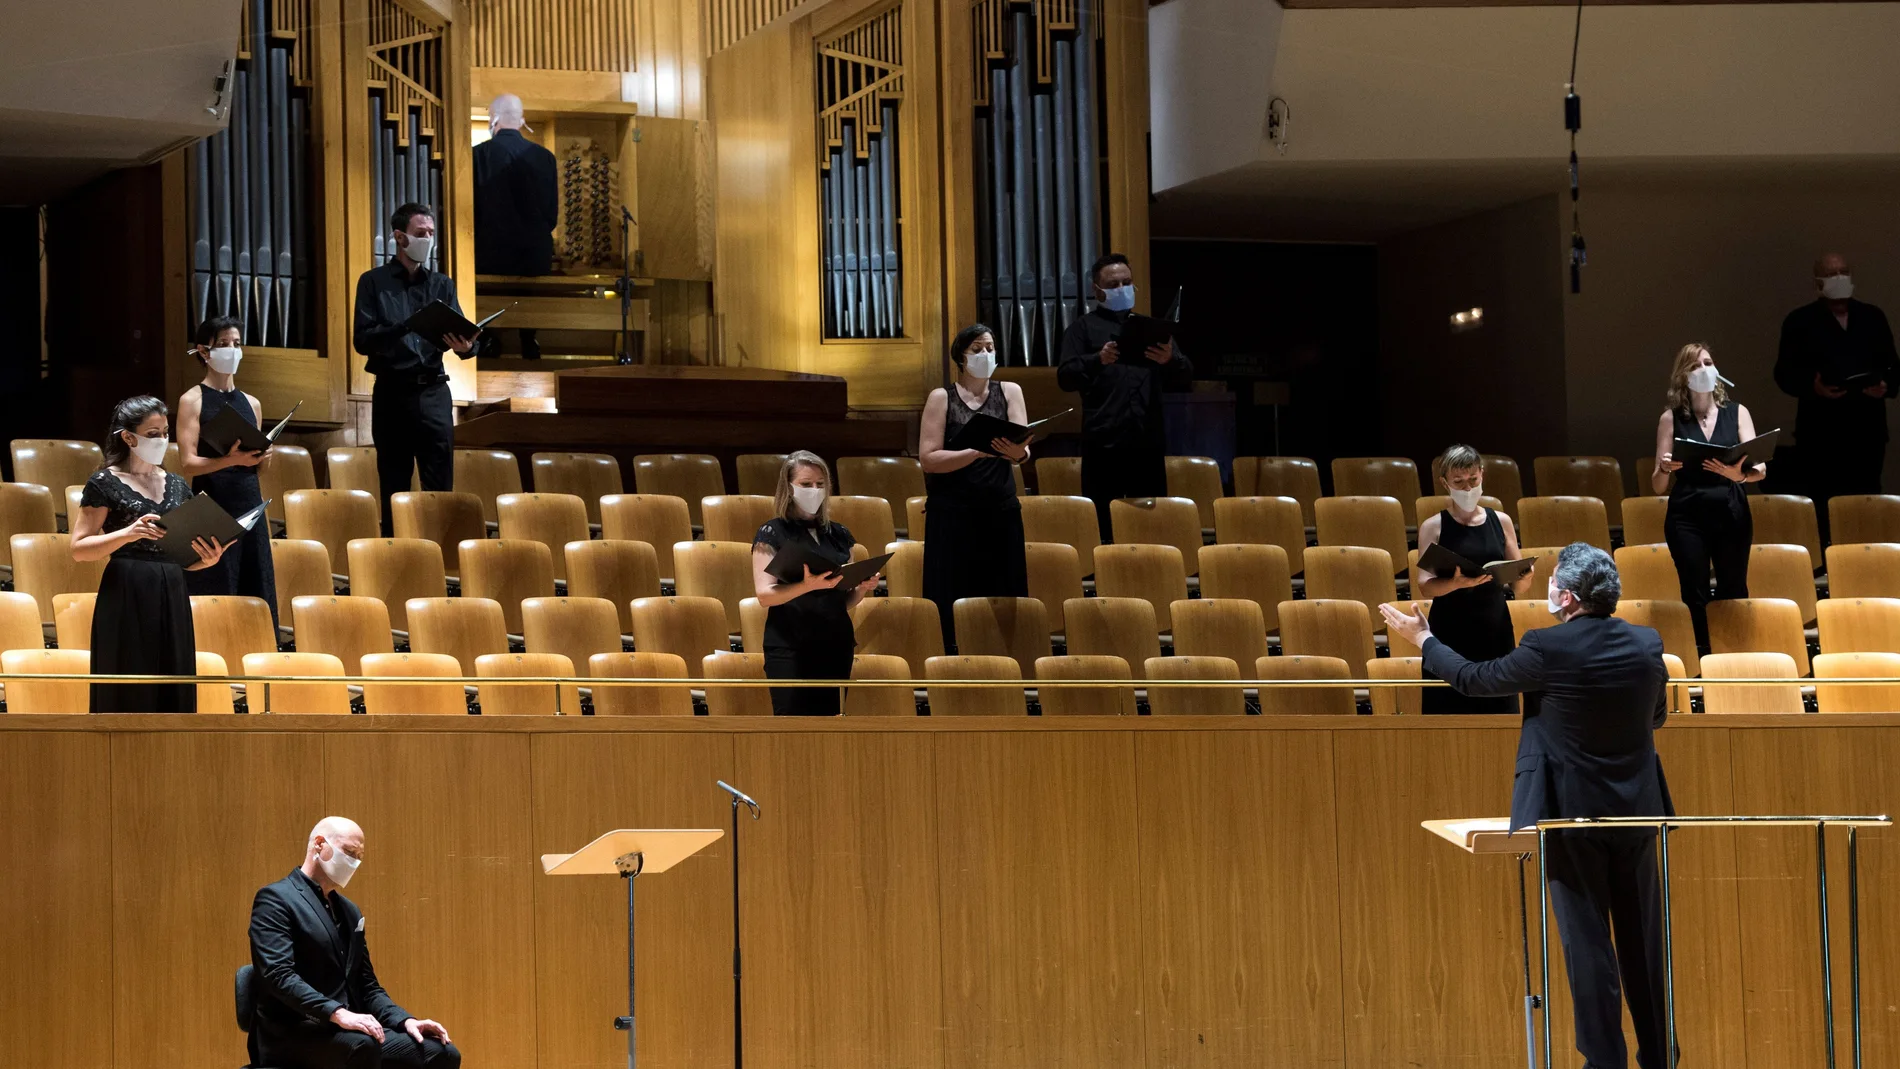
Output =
[
  {"x1": 717, "y1": 781, "x2": 760, "y2": 1069},
  {"x1": 616, "y1": 205, "x2": 636, "y2": 365}
]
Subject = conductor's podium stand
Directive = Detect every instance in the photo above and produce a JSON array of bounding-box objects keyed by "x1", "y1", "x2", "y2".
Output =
[
  {"x1": 543, "y1": 829, "x2": 723, "y2": 1069},
  {"x1": 1426, "y1": 815, "x2": 1891, "y2": 1069}
]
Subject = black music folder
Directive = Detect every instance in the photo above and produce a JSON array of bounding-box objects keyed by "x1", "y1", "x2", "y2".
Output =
[
  {"x1": 1417, "y1": 542, "x2": 1538, "y2": 584},
  {"x1": 153, "y1": 494, "x2": 270, "y2": 566},
  {"x1": 1671, "y1": 428, "x2": 1778, "y2": 468},
  {"x1": 947, "y1": 408, "x2": 1075, "y2": 455},
  {"x1": 1114, "y1": 313, "x2": 1177, "y2": 362},
  {"x1": 403, "y1": 300, "x2": 510, "y2": 342},
  {"x1": 1823, "y1": 369, "x2": 1882, "y2": 390},
  {"x1": 764, "y1": 541, "x2": 895, "y2": 588},
  {"x1": 200, "y1": 400, "x2": 301, "y2": 456}
]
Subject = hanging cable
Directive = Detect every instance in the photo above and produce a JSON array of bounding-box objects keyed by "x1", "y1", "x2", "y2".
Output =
[{"x1": 1565, "y1": 0, "x2": 1586, "y2": 294}]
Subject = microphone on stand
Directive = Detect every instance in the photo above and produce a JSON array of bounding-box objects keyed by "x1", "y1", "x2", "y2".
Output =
[
  {"x1": 718, "y1": 780, "x2": 759, "y2": 1069},
  {"x1": 718, "y1": 780, "x2": 761, "y2": 818}
]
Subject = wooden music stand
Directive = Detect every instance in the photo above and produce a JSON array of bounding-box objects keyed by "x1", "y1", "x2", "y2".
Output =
[
  {"x1": 1424, "y1": 817, "x2": 1542, "y2": 1069},
  {"x1": 543, "y1": 829, "x2": 723, "y2": 1069}
]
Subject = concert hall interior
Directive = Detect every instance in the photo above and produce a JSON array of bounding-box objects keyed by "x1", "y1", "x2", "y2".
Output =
[{"x1": 2, "y1": 0, "x2": 1899, "y2": 1067}]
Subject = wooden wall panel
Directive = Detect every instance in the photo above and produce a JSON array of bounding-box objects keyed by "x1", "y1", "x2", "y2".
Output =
[
  {"x1": 530, "y1": 732, "x2": 735, "y2": 1069},
  {"x1": 323, "y1": 731, "x2": 540, "y2": 1067},
  {"x1": 1138, "y1": 729, "x2": 1344, "y2": 1069},
  {"x1": 935, "y1": 731, "x2": 1144, "y2": 1069},
  {"x1": 0, "y1": 732, "x2": 112, "y2": 1069},
  {"x1": 109, "y1": 731, "x2": 327, "y2": 1069},
  {"x1": 733, "y1": 731, "x2": 944, "y2": 1069}
]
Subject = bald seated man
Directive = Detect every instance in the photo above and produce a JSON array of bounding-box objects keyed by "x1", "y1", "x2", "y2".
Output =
[
  {"x1": 248, "y1": 817, "x2": 460, "y2": 1069},
  {"x1": 1774, "y1": 252, "x2": 1900, "y2": 542},
  {"x1": 473, "y1": 92, "x2": 557, "y2": 358}
]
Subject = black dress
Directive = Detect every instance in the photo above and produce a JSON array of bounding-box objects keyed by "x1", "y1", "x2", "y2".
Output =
[
  {"x1": 1665, "y1": 403, "x2": 1752, "y2": 652},
  {"x1": 1422, "y1": 508, "x2": 1518, "y2": 715},
  {"x1": 754, "y1": 516, "x2": 859, "y2": 716},
  {"x1": 82, "y1": 469, "x2": 199, "y2": 713},
  {"x1": 185, "y1": 384, "x2": 279, "y2": 629},
  {"x1": 922, "y1": 383, "x2": 1029, "y2": 649}
]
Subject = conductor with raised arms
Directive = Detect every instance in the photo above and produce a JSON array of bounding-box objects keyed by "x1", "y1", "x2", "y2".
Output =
[{"x1": 1383, "y1": 543, "x2": 1674, "y2": 1069}]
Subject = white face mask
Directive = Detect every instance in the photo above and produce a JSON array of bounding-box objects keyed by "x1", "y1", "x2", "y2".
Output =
[
  {"x1": 129, "y1": 434, "x2": 169, "y2": 466},
  {"x1": 1686, "y1": 365, "x2": 1721, "y2": 395},
  {"x1": 791, "y1": 486, "x2": 827, "y2": 516},
  {"x1": 319, "y1": 841, "x2": 361, "y2": 888},
  {"x1": 1546, "y1": 585, "x2": 1569, "y2": 618},
  {"x1": 1448, "y1": 485, "x2": 1483, "y2": 512},
  {"x1": 1101, "y1": 283, "x2": 1136, "y2": 312},
  {"x1": 963, "y1": 350, "x2": 997, "y2": 378},
  {"x1": 401, "y1": 232, "x2": 435, "y2": 265},
  {"x1": 207, "y1": 346, "x2": 243, "y2": 375},
  {"x1": 1820, "y1": 274, "x2": 1854, "y2": 301}
]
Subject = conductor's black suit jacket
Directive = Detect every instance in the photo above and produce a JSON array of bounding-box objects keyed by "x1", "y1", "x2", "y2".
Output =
[
  {"x1": 1421, "y1": 613, "x2": 1674, "y2": 831},
  {"x1": 473, "y1": 128, "x2": 558, "y2": 275},
  {"x1": 249, "y1": 870, "x2": 411, "y2": 1048}
]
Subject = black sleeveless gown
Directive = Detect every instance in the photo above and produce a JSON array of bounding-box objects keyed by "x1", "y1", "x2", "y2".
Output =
[
  {"x1": 922, "y1": 383, "x2": 1029, "y2": 649},
  {"x1": 83, "y1": 469, "x2": 198, "y2": 713},
  {"x1": 185, "y1": 384, "x2": 279, "y2": 629},
  {"x1": 1422, "y1": 507, "x2": 1518, "y2": 715},
  {"x1": 1665, "y1": 402, "x2": 1751, "y2": 651}
]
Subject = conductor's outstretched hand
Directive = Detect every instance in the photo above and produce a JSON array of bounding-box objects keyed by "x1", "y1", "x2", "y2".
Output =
[{"x1": 1379, "y1": 602, "x2": 1432, "y2": 649}]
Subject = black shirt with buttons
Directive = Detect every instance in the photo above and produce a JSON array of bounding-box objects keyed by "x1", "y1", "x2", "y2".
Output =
[{"x1": 352, "y1": 259, "x2": 469, "y2": 381}]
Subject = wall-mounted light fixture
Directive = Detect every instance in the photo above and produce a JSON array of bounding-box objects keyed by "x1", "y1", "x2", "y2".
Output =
[{"x1": 1449, "y1": 307, "x2": 1484, "y2": 333}]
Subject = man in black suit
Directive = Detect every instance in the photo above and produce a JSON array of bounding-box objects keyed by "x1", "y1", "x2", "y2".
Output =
[
  {"x1": 248, "y1": 817, "x2": 459, "y2": 1069},
  {"x1": 1383, "y1": 543, "x2": 1675, "y2": 1069},
  {"x1": 474, "y1": 92, "x2": 559, "y2": 359}
]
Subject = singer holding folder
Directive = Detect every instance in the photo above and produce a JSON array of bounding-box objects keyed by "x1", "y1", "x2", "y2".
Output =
[
  {"x1": 70, "y1": 396, "x2": 230, "y2": 713},
  {"x1": 751, "y1": 452, "x2": 879, "y2": 715},
  {"x1": 1652, "y1": 343, "x2": 1763, "y2": 652},
  {"x1": 919, "y1": 324, "x2": 1030, "y2": 648},
  {"x1": 352, "y1": 202, "x2": 479, "y2": 532},
  {"x1": 1415, "y1": 445, "x2": 1527, "y2": 714},
  {"x1": 176, "y1": 315, "x2": 278, "y2": 628}
]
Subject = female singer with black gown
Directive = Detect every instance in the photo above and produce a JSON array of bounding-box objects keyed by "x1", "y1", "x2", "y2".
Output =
[
  {"x1": 750, "y1": 451, "x2": 880, "y2": 715},
  {"x1": 1653, "y1": 342, "x2": 1765, "y2": 652},
  {"x1": 1416, "y1": 445, "x2": 1528, "y2": 714},
  {"x1": 919, "y1": 324, "x2": 1032, "y2": 649},
  {"x1": 71, "y1": 396, "x2": 231, "y2": 712},
  {"x1": 175, "y1": 315, "x2": 277, "y2": 628}
]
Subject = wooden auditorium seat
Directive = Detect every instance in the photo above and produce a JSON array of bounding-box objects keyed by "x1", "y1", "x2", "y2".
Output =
[
  {"x1": 0, "y1": 648, "x2": 90, "y2": 713},
  {"x1": 360, "y1": 652, "x2": 466, "y2": 715},
  {"x1": 289, "y1": 595, "x2": 395, "y2": 675},
  {"x1": 702, "y1": 651, "x2": 773, "y2": 716},
  {"x1": 257, "y1": 445, "x2": 317, "y2": 530},
  {"x1": 1532, "y1": 456, "x2": 1625, "y2": 527},
  {"x1": 1063, "y1": 597, "x2": 1160, "y2": 679},
  {"x1": 1235, "y1": 457, "x2": 1322, "y2": 527},
  {"x1": 1613, "y1": 599, "x2": 1701, "y2": 677},
  {"x1": 1164, "y1": 456, "x2": 1225, "y2": 531},
  {"x1": 1825, "y1": 542, "x2": 1900, "y2": 599},
  {"x1": 1748, "y1": 544, "x2": 1819, "y2": 626},
  {"x1": 1170, "y1": 598, "x2": 1271, "y2": 670},
  {"x1": 1023, "y1": 542, "x2": 1084, "y2": 637},
  {"x1": 272, "y1": 538, "x2": 334, "y2": 640},
  {"x1": 1614, "y1": 543, "x2": 1680, "y2": 602},
  {"x1": 1706, "y1": 598, "x2": 1809, "y2": 676},
  {"x1": 924, "y1": 655, "x2": 1026, "y2": 716},
  {"x1": 284, "y1": 489, "x2": 379, "y2": 581},
  {"x1": 405, "y1": 597, "x2": 509, "y2": 675},
  {"x1": 1814, "y1": 598, "x2": 1900, "y2": 656},
  {"x1": 588, "y1": 652, "x2": 694, "y2": 716},
  {"x1": 1110, "y1": 496, "x2": 1203, "y2": 575},
  {"x1": 1035, "y1": 456, "x2": 1083, "y2": 497},
  {"x1": 1749, "y1": 495, "x2": 1822, "y2": 571},
  {"x1": 194, "y1": 651, "x2": 234, "y2": 714},
  {"x1": 1302, "y1": 546, "x2": 1397, "y2": 624},
  {"x1": 0, "y1": 590, "x2": 42, "y2": 655},
  {"x1": 1255, "y1": 654, "x2": 1356, "y2": 716},
  {"x1": 905, "y1": 496, "x2": 927, "y2": 541},
  {"x1": 1517, "y1": 496, "x2": 1612, "y2": 552},
  {"x1": 498, "y1": 492, "x2": 592, "y2": 585},
  {"x1": 530, "y1": 452, "x2": 623, "y2": 524},
  {"x1": 1212, "y1": 496, "x2": 1305, "y2": 575},
  {"x1": 1020, "y1": 495, "x2": 1100, "y2": 575},
  {"x1": 1813, "y1": 652, "x2": 1900, "y2": 714},
  {"x1": 0, "y1": 482, "x2": 56, "y2": 583},
  {"x1": 845, "y1": 654, "x2": 917, "y2": 716},
  {"x1": 1366, "y1": 656, "x2": 1422, "y2": 716},
  {"x1": 454, "y1": 448, "x2": 523, "y2": 531},
  {"x1": 1144, "y1": 656, "x2": 1244, "y2": 716},
  {"x1": 600, "y1": 494, "x2": 693, "y2": 584},
  {"x1": 391, "y1": 491, "x2": 486, "y2": 580},
  {"x1": 1331, "y1": 458, "x2": 1423, "y2": 525},
  {"x1": 242, "y1": 652, "x2": 350, "y2": 714},
  {"x1": 565, "y1": 540, "x2": 661, "y2": 634},
  {"x1": 629, "y1": 596, "x2": 732, "y2": 678},
  {"x1": 883, "y1": 540, "x2": 925, "y2": 599},
  {"x1": 1197, "y1": 543, "x2": 1293, "y2": 635},
  {"x1": 1092, "y1": 543, "x2": 1187, "y2": 633},
  {"x1": 633, "y1": 453, "x2": 725, "y2": 528},
  {"x1": 851, "y1": 596, "x2": 944, "y2": 677},
  {"x1": 522, "y1": 596, "x2": 624, "y2": 679},
  {"x1": 346, "y1": 538, "x2": 446, "y2": 633},
  {"x1": 49, "y1": 592, "x2": 94, "y2": 651},
  {"x1": 672, "y1": 541, "x2": 756, "y2": 635},
  {"x1": 1621, "y1": 496, "x2": 1668, "y2": 549},
  {"x1": 1276, "y1": 598, "x2": 1375, "y2": 671},
  {"x1": 458, "y1": 538, "x2": 556, "y2": 634},
  {"x1": 477, "y1": 653, "x2": 581, "y2": 715},
  {"x1": 1699, "y1": 652, "x2": 1802, "y2": 714},
  {"x1": 702, "y1": 495, "x2": 777, "y2": 544},
  {"x1": 9, "y1": 439, "x2": 102, "y2": 525},
  {"x1": 836, "y1": 457, "x2": 925, "y2": 536},
  {"x1": 825, "y1": 496, "x2": 896, "y2": 552},
  {"x1": 1477, "y1": 455, "x2": 1525, "y2": 519},
  {"x1": 189, "y1": 596, "x2": 278, "y2": 684},
  {"x1": 325, "y1": 447, "x2": 387, "y2": 512},
  {"x1": 735, "y1": 453, "x2": 788, "y2": 497},
  {"x1": 1033, "y1": 655, "x2": 1136, "y2": 716},
  {"x1": 951, "y1": 597, "x2": 1049, "y2": 678},
  {"x1": 10, "y1": 533, "x2": 106, "y2": 628},
  {"x1": 738, "y1": 597, "x2": 766, "y2": 653},
  {"x1": 1314, "y1": 497, "x2": 1408, "y2": 579},
  {"x1": 1829, "y1": 495, "x2": 1900, "y2": 545}
]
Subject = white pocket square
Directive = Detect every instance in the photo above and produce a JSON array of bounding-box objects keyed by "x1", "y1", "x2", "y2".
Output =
[{"x1": 355, "y1": 917, "x2": 366, "y2": 933}]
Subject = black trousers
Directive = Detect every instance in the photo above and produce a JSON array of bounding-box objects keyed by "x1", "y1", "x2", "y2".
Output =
[
  {"x1": 1663, "y1": 489, "x2": 1750, "y2": 653},
  {"x1": 260, "y1": 1024, "x2": 461, "y2": 1069},
  {"x1": 1546, "y1": 829, "x2": 1671, "y2": 1069},
  {"x1": 371, "y1": 379, "x2": 455, "y2": 535},
  {"x1": 764, "y1": 643, "x2": 854, "y2": 715},
  {"x1": 1080, "y1": 440, "x2": 1168, "y2": 543},
  {"x1": 1804, "y1": 440, "x2": 1886, "y2": 546}
]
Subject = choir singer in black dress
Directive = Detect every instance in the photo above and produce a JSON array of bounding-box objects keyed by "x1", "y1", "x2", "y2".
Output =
[
  {"x1": 1415, "y1": 445, "x2": 1527, "y2": 714},
  {"x1": 71, "y1": 396, "x2": 230, "y2": 713},
  {"x1": 919, "y1": 324, "x2": 1031, "y2": 649},
  {"x1": 1056, "y1": 252, "x2": 1193, "y2": 540},
  {"x1": 751, "y1": 452, "x2": 880, "y2": 715},
  {"x1": 175, "y1": 315, "x2": 278, "y2": 628},
  {"x1": 1652, "y1": 343, "x2": 1764, "y2": 653}
]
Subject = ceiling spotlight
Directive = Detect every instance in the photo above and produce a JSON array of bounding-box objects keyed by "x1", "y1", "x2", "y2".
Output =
[{"x1": 1449, "y1": 307, "x2": 1484, "y2": 333}]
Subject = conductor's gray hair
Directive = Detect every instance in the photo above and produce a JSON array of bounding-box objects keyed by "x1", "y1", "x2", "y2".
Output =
[
  {"x1": 489, "y1": 93, "x2": 525, "y2": 127},
  {"x1": 1551, "y1": 542, "x2": 1620, "y2": 616}
]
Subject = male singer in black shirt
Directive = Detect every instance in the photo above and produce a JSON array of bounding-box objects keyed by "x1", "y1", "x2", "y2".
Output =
[
  {"x1": 1056, "y1": 252, "x2": 1194, "y2": 540},
  {"x1": 473, "y1": 93, "x2": 558, "y2": 358},
  {"x1": 248, "y1": 816, "x2": 459, "y2": 1069},
  {"x1": 352, "y1": 202, "x2": 478, "y2": 532}
]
